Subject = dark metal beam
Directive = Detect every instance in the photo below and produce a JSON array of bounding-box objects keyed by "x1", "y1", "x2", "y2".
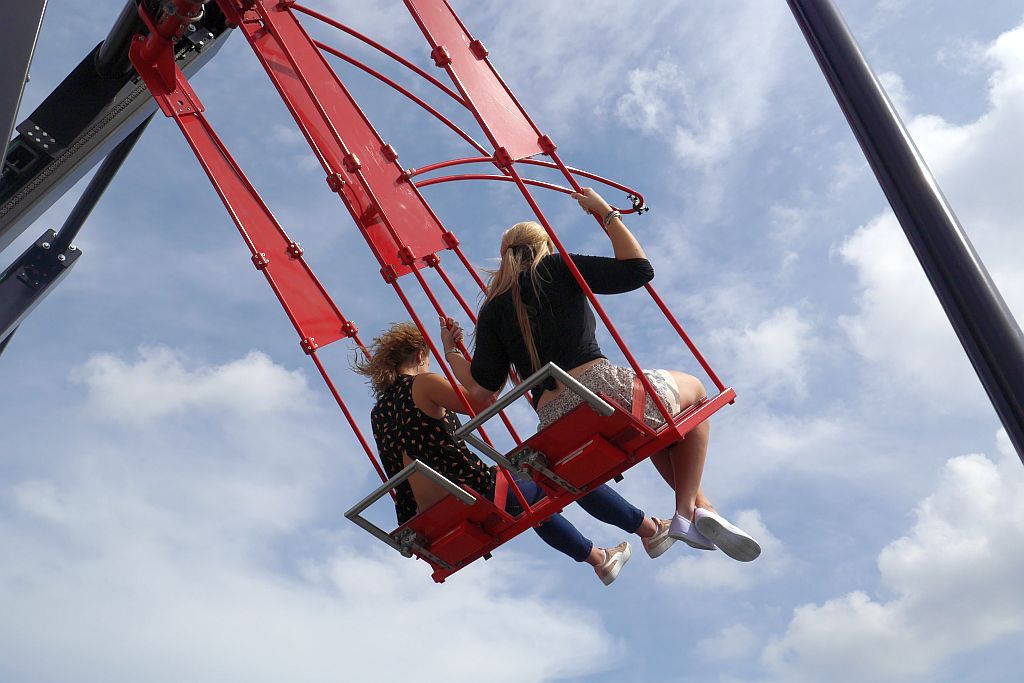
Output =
[
  {"x1": 0, "y1": 228, "x2": 81, "y2": 350},
  {"x1": 51, "y1": 113, "x2": 152, "y2": 254},
  {"x1": 0, "y1": 113, "x2": 150, "y2": 358},
  {"x1": 1, "y1": 0, "x2": 48, "y2": 149},
  {"x1": 786, "y1": 0, "x2": 1024, "y2": 462},
  {"x1": 94, "y1": 1, "x2": 146, "y2": 79},
  {"x1": 1, "y1": 2, "x2": 230, "y2": 255}
]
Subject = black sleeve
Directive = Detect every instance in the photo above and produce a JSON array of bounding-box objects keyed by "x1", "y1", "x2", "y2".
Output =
[
  {"x1": 555, "y1": 253, "x2": 654, "y2": 294},
  {"x1": 470, "y1": 305, "x2": 510, "y2": 392}
]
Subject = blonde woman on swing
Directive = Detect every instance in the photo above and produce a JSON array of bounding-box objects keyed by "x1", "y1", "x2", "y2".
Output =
[{"x1": 446, "y1": 188, "x2": 761, "y2": 562}]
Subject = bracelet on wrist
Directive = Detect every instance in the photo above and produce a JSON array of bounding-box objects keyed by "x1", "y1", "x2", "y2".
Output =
[{"x1": 602, "y1": 209, "x2": 621, "y2": 227}]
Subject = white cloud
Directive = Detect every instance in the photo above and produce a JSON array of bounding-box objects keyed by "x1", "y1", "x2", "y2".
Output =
[
  {"x1": 707, "y1": 305, "x2": 819, "y2": 402},
  {"x1": 762, "y1": 433, "x2": 1024, "y2": 682},
  {"x1": 616, "y1": 60, "x2": 690, "y2": 134},
  {"x1": 72, "y1": 347, "x2": 311, "y2": 424},
  {"x1": 838, "y1": 22, "x2": 1024, "y2": 412},
  {"x1": 656, "y1": 510, "x2": 791, "y2": 592},
  {"x1": 695, "y1": 623, "x2": 760, "y2": 663},
  {"x1": 612, "y1": 4, "x2": 791, "y2": 170},
  {"x1": 0, "y1": 349, "x2": 615, "y2": 683}
]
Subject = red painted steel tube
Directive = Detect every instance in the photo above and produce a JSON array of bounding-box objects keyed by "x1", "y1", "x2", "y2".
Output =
[
  {"x1": 545, "y1": 146, "x2": 724, "y2": 393},
  {"x1": 645, "y1": 283, "x2": 726, "y2": 392},
  {"x1": 291, "y1": 2, "x2": 469, "y2": 107},
  {"x1": 433, "y1": 261, "x2": 478, "y2": 323},
  {"x1": 234, "y1": 1, "x2": 451, "y2": 278},
  {"x1": 398, "y1": 274, "x2": 528, "y2": 506},
  {"x1": 390, "y1": 278, "x2": 490, "y2": 442},
  {"x1": 135, "y1": 0, "x2": 211, "y2": 87},
  {"x1": 406, "y1": 264, "x2": 523, "y2": 447},
  {"x1": 403, "y1": 0, "x2": 542, "y2": 161},
  {"x1": 131, "y1": 40, "x2": 351, "y2": 351},
  {"x1": 544, "y1": 147, "x2": 674, "y2": 420},
  {"x1": 414, "y1": 266, "x2": 523, "y2": 445},
  {"x1": 310, "y1": 351, "x2": 390, "y2": 485},
  {"x1": 433, "y1": 262, "x2": 535, "y2": 436},
  {"x1": 407, "y1": 156, "x2": 646, "y2": 215},
  {"x1": 404, "y1": 156, "x2": 494, "y2": 179},
  {"x1": 246, "y1": 7, "x2": 452, "y2": 285},
  {"x1": 506, "y1": 164, "x2": 674, "y2": 423},
  {"x1": 518, "y1": 158, "x2": 646, "y2": 215},
  {"x1": 452, "y1": 245, "x2": 488, "y2": 293},
  {"x1": 313, "y1": 40, "x2": 490, "y2": 157},
  {"x1": 415, "y1": 173, "x2": 573, "y2": 196},
  {"x1": 252, "y1": 7, "x2": 351, "y2": 177}
]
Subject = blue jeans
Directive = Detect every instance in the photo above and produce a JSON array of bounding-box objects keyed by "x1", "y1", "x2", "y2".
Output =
[{"x1": 505, "y1": 479, "x2": 645, "y2": 562}]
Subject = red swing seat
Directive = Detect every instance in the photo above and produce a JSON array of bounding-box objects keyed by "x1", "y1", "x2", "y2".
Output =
[{"x1": 349, "y1": 364, "x2": 735, "y2": 583}]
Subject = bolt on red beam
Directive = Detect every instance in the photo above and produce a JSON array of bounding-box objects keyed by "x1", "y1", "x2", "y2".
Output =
[
  {"x1": 129, "y1": 30, "x2": 351, "y2": 350},
  {"x1": 291, "y1": 2, "x2": 470, "y2": 108},
  {"x1": 227, "y1": 0, "x2": 451, "y2": 280},
  {"x1": 403, "y1": 0, "x2": 544, "y2": 162}
]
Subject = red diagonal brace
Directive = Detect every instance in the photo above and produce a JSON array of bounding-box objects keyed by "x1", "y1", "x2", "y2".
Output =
[{"x1": 130, "y1": 27, "x2": 349, "y2": 349}]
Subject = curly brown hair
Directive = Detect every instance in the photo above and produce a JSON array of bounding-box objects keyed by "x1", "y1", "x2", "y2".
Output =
[{"x1": 352, "y1": 322, "x2": 428, "y2": 396}]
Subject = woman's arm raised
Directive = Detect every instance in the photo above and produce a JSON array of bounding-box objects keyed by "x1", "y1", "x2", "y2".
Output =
[{"x1": 570, "y1": 187, "x2": 647, "y2": 261}]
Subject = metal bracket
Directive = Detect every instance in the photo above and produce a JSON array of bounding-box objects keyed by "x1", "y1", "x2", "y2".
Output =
[
  {"x1": 431, "y1": 45, "x2": 452, "y2": 67},
  {"x1": 454, "y1": 363, "x2": 614, "y2": 483},
  {"x1": 326, "y1": 172, "x2": 346, "y2": 192},
  {"x1": 627, "y1": 193, "x2": 649, "y2": 215},
  {"x1": 393, "y1": 528, "x2": 452, "y2": 569},
  {"x1": 469, "y1": 39, "x2": 488, "y2": 59},
  {"x1": 346, "y1": 459, "x2": 474, "y2": 566},
  {"x1": 441, "y1": 230, "x2": 460, "y2": 249},
  {"x1": 510, "y1": 447, "x2": 581, "y2": 494}
]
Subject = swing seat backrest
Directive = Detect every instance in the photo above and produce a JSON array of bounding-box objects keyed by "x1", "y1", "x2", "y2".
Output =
[
  {"x1": 393, "y1": 485, "x2": 511, "y2": 572},
  {"x1": 522, "y1": 395, "x2": 653, "y2": 492}
]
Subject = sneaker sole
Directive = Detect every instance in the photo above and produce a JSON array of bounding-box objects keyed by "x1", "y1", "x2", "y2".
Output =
[
  {"x1": 644, "y1": 534, "x2": 676, "y2": 559},
  {"x1": 667, "y1": 529, "x2": 716, "y2": 551},
  {"x1": 600, "y1": 544, "x2": 632, "y2": 585},
  {"x1": 695, "y1": 516, "x2": 761, "y2": 562}
]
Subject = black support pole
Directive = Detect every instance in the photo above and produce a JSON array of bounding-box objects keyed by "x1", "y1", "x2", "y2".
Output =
[
  {"x1": 50, "y1": 113, "x2": 152, "y2": 254},
  {"x1": 786, "y1": 0, "x2": 1024, "y2": 463}
]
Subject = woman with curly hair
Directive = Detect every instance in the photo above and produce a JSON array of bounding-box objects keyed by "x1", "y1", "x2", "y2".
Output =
[
  {"x1": 354, "y1": 320, "x2": 676, "y2": 585},
  {"x1": 446, "y1": 188, "x2": 761, "y2": 562}
]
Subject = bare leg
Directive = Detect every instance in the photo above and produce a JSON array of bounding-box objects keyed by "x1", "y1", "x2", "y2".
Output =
[
  {"x1": 651, "y1": 451, "x2": 714, "y2": 513},
  {"x1": 665, "y1": 372, "x2": 710, "y2": 518}
]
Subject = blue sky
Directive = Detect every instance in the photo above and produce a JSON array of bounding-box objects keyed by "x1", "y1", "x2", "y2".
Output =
[{"x1": 3, "y1": 1, "x2": 1024, "y2": 682}]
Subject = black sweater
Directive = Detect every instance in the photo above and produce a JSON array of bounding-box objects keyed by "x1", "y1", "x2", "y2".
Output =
[{"x1": 471, "y1": 253, "x2": 654, "y2": 403}]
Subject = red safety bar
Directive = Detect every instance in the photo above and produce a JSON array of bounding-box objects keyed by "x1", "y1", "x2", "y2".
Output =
[{"x1": 130, "y1": 0, "x2": 736, "y2": 583}]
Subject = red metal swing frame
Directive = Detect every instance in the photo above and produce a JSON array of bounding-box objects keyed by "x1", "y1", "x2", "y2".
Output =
[{"x1": 129, "y1": 0, "x2": 735, "y2": 583}]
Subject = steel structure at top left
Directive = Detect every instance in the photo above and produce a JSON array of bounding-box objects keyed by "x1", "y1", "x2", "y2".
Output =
[{"x1": 1, "y1": 1, "x2": 233, "y2": 353}]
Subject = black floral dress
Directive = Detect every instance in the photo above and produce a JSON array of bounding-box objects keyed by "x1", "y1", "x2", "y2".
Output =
[{"x1": 371, "y1": 374, "x2": 496, "y2": 525}]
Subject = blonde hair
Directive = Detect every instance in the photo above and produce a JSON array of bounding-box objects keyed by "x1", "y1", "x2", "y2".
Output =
[
  {"x1": 352, "y1": 322, "x2": 427, "y2": 396},
  {"x1": 483, "y1": 221, "x2": 555, "y2": 374}
]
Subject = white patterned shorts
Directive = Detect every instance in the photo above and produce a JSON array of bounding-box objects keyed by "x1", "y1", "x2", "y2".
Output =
[{"x1": 536, "y1": 359, "x2": 681, "y2": 430}]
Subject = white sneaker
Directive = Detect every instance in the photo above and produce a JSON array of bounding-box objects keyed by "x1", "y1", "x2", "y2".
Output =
[
  {"x1": 595, "y1": 541, "x2": 632, "y2": 586},
  {"x1": 642, "y1": 517, "x2": 677, "y2": 559},
  {"x1": 668, "y1": 513, "x2": 716, "y2": 551},
  {"x1": 694, "y1": 508, "x2": 761, "y2": 562}
]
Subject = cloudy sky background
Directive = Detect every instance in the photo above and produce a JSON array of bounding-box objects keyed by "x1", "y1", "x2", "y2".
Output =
[{"x1": 3, "y1": 1, "x2": 1023, "y2": 681}]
